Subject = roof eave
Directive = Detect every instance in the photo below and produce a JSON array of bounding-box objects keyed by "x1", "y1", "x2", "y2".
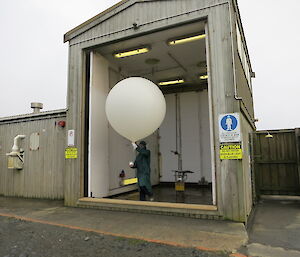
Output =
[{"x1": 63, "y1": 0, "x2": 129, "y2": 43}]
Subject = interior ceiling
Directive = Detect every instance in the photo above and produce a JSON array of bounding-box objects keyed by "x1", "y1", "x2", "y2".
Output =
[{"x1": 96, "y1": 21, "x2": 207, "y2": 86}]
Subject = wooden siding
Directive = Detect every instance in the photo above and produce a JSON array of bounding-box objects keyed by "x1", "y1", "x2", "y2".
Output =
[
  {"x1": 65, "y1": 0, "x2": 254, "y2": 222},
  {"x1": 253, "y1": 129, "x2": 300, "y2": 196}
]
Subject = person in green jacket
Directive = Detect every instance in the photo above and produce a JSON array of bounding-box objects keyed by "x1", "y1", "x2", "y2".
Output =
[{"x1": 129, "y1": 141, "x2": 154, "y2": 201}]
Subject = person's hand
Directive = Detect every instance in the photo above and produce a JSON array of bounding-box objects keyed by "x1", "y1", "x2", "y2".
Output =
[
  {"x1": 129, "y1": 161, "x2": 134, "y2": 168},
  {"x1": 132, "y1": 142, "x2": 137, "y2": 150}
]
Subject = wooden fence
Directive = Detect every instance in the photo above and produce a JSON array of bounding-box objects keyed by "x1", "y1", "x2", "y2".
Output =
[{"x1": 252, "y1": 129, "x2": 300, "y2": 196}]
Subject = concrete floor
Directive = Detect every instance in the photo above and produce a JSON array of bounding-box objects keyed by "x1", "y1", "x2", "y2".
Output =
[
  {"x1": 0, "y1": 215, "x2": 230, "y2": 257},
  {"x1": 2, "y1": 195, "x2": 300, "y2": 256},
  {"x1": 111, "y1": 183, "x2": 213, "y2": 205},
  {"x1": 246, "y1": 196, "x2": 300, "y2": 257},
  {"x1": 0, "y1": 196, "x2": 247, "y2": 253}
]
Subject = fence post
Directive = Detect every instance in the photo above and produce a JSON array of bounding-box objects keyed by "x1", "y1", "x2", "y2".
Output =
[{"x1": 250, "y1": 132, "x2": 259, "y2": 202}]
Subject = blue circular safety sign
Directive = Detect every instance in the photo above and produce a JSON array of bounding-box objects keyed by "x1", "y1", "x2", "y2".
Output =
[{"x1": 220, "y1": 115, "x2": 238, "y2": 131}]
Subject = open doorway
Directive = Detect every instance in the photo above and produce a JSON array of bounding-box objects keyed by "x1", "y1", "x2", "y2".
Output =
[{"x1": 86, "y1": 20, "x2": 215, "y2": 205}]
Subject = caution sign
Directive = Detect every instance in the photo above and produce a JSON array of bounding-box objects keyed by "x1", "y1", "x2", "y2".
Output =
[
  {"x1": 220, "y1": 144, "x2": 243, "y2": 160},
  {"x1": 65, "y1": 147, "x2": 78, "y2": 159}
]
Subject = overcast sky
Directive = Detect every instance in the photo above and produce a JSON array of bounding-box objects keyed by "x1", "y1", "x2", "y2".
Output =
[{"x1": 0, "y1": 0, "x2": 299, "y2": 130}]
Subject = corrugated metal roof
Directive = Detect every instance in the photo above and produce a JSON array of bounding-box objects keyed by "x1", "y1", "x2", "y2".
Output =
[{"x1": 0, "y1": 109, "x2": 67, "y2": 123}]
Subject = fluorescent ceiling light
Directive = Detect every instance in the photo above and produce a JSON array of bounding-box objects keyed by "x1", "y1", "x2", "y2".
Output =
[
  {"x1": 168, "y1": 34, "x2": 206, "y2": 45},
  {"x1": 159, "y1": 79, "x2": 185, "y2": 86},
  {"x1": 114, "y1": 47, "x2": 150, "y2": 58},
  {"x1": 199, "y1": 74, "x2": 208, "y2": 80}
]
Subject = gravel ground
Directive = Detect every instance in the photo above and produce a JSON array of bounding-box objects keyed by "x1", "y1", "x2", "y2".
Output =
[{"x1": 0, "y1": 216, "x2": 229, "y2": 257}]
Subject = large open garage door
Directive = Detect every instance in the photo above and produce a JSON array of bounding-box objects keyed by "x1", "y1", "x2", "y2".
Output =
[
  {"x1": 86, "y1": 20, "x2": 216, "y2": 205},
  {"x1": 253, "y1": 129, "x2": 300, "y2": 196}
]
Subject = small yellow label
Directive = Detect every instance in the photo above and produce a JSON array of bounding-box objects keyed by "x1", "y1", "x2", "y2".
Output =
[
  {"x1": 123, "y1": 177, "x2": 138, "y2": 186},
  {"x1": 220, "y1": 144, "x2": 243, "y2": 160},
  {"x1": 65, "y1": 147, "x2": 78, "y2": 159}
]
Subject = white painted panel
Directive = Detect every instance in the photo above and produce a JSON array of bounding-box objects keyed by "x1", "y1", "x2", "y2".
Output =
[
  {"x1": 159, "y1": 94, "x2": 177, "y2": 182},
  {"x1": 108, "y1": 67, "x2": 137, "y2": 192},
  {"x1": 108, "y1": 127, "x2": 136, "y2": 191},
  {"x1": 88, "y1": 52, "x2": 110, "y2": 197},
  {"x1": 181, "y1": 92, "x2": 201, "y2": 183},
  {"x1": 144, "y1": 131, "x2": 160, "y2": 186},
  {"x1": 107, "y1": 69, "x2": 159, "y2": 193},
  {"x1": 29, "y1": 133, "x2": 39, "y2": 151},
  {"x1": 159, "y1": 91, "x2": 212, "y2": 183}
]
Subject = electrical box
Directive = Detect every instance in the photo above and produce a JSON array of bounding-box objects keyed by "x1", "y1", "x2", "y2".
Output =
[
  {"x1": 6, "y1": 134, "x2": 26, "y2": 170},
  {"x1": 7, "y1": 154, "x2": 24, "y2": 170}
]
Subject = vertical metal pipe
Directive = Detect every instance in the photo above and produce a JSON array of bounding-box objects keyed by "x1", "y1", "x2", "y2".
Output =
[
  {"x1": 228, "y1": 1, "x2": 242, "y2": 101},
  {"x1": 197, "y1": 92, "x2": 203, "y2": 181},
  {"x1": 175, "y1": 94, "x2": 178, "y2": 155},
  {"x1": 175, "y1": 93, "x2": 183, "y2": 171},
  {"x1": 88, "y1": 51, "x2": 93, "y2": 197}
]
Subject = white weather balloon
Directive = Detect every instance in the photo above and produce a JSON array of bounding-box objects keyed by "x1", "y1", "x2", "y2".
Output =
[{"x1": 105, "y1": 77, "x2": 166, "y2": 142}]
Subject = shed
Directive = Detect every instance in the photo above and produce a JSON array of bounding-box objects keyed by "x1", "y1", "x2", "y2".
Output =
[
  {"x1": 0, "y1": 108, "x2": 66, "y2": 199},
  {"x1": 1, "y1": 0, "x2": 256, "y2": 222},
  {"x1": 64, "y1": 0, "x2": 256, "y2": 222}
]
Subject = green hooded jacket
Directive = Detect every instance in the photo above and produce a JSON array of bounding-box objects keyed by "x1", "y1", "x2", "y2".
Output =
[{"x1": 133, "y1": 146, "x2": 152, "y2": 193}]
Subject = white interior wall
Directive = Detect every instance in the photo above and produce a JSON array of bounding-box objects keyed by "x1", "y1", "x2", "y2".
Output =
[
  {"x1": 88, "y1": 53, "x2": 212, "y2": 196},
  {"x1": 159, "y1": 94, "x2": 178, "y2": 182},
  {"x1": 181, "y1": 92, "x2": 202, "y2": 182},
  {"x1": 198, "y1": 90, "x2": 212, "y2": 182},
  {"x1": 144, "y1": 131, "x2": 160, "y2": 186},
  {"x1": 89, "y1": 58, "x2": 161, "y2": 197},
  {"x1": 159, "y1": 90, "x2": 212, "y2": 183},
  {"x1": 107, "y1": 67, "x2": 160, "y2": 195},
  {"x1": 88, "y1": 52, "x2": 110, "y2": 197},
  {"x1": 107, "y1": 67, "x2": 137, "y2": 194}
]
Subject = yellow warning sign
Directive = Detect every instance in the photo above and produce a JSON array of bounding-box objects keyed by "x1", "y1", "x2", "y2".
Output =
[
  {"x1": 65, "y1": 147, "x2": 78, "y2": 159},
  {"x1": 220, "y1": 144, "x2": 243, "y2": 160}
]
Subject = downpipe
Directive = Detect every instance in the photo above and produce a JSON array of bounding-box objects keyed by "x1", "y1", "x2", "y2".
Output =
[{"x1": 228, "y1": 0, "x2": 243, "y2": 101}]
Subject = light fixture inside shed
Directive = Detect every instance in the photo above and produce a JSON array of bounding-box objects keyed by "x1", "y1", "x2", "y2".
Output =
[
  {"x1": 158, "y1": 79, "x2": 185, "y2": 86},
  {"x1": 265, "y1": 132, "x2": 273, "y2": 139},
  {"x1": 168, "y1": 33, "x2": 206, "y2": 45},
  {"x1": 114, "y1": 47, "x2": 150, "y2": 58}
]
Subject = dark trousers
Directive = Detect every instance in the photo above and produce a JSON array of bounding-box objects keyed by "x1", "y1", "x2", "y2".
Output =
[{"x1": 139, "y1": 186, "x2": 153, "y2": 201}]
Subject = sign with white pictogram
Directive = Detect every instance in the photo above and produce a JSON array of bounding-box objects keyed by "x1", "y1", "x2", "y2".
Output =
[
  {"x1": 67, "y1": 129, "x2": 75, "y2": 146},
  {"x1": 219, "y1": 113, "x2": 241, "y2": 142}
]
